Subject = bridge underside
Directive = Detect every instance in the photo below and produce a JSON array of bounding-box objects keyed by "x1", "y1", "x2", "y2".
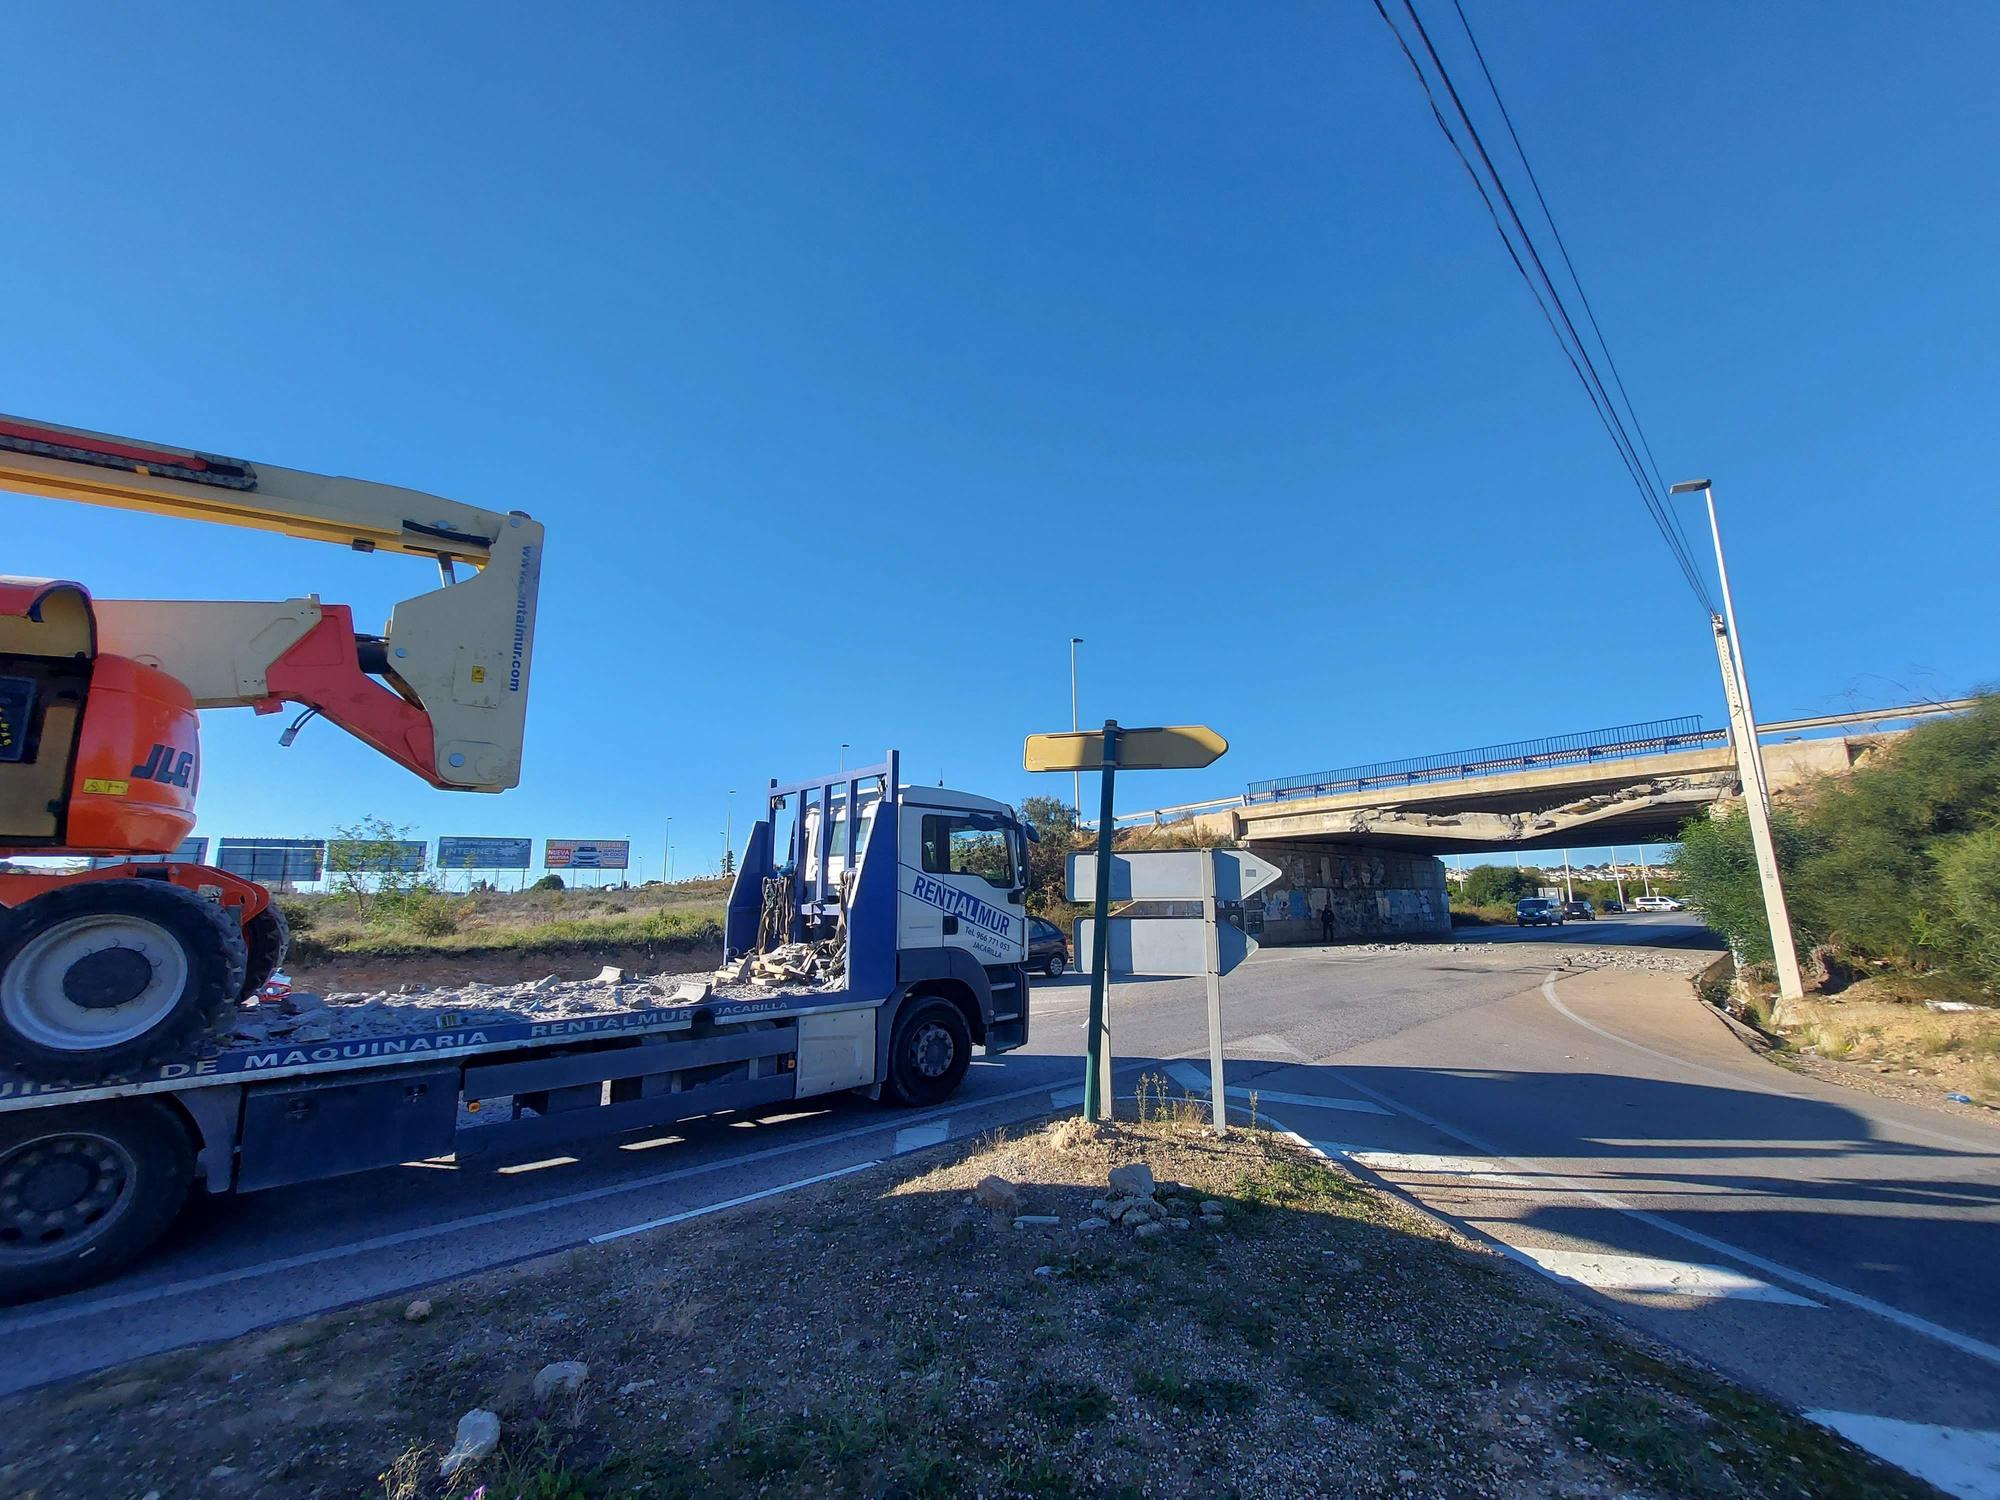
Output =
[
  {"x1": 1238, "y1": 773, "x2": 1736, "y2": 855},
  {"x1": 1229, "y1": 746, "x2": 1748, "y2": 857}
]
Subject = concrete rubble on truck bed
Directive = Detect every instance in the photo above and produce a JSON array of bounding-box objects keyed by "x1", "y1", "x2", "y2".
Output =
[{"x1": 228, "y1": 955, "x2": 842, "y2": 1046}]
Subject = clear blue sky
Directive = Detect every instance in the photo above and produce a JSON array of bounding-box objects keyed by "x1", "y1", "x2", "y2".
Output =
[{"x1": 5, "y1": 2, "x2": 1994, "y2": 878}]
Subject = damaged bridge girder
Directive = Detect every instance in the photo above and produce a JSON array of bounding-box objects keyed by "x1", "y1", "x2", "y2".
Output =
[{"x1": 1235, "y1": 773, "x2": 1738, "y2": 856}]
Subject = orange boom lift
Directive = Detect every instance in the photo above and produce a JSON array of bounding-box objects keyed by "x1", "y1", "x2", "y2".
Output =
[{"x1": 0, "y1": 416, "x2": 543, "y2": 1082}]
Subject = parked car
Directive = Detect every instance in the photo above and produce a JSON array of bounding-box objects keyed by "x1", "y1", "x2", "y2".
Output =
[
  {"x1": 1561, "y1": 899, "x2": 1595, "y2": 921},
  {"x1": 1600, "y1": 899, "x2": 1624, "y2": 913},
  {"x1": 1027, "y1": 915, "x2": 1071, "y2": 977},
  {"x1": 1631, "y1": 895, "x2": 1685, "y2": 912},
  {"x1": 1515, "y1": 897, "x2": 1565, "y2": 928}
]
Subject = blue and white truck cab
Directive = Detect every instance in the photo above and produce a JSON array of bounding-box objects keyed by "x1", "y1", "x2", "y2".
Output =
[{"x1": 727, "y1": 754, "x2": 1033, "y2": 1105}]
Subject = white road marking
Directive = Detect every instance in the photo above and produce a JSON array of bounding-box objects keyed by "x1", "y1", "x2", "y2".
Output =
[
  {"x1": 0, "y1": 1073, "x2": 1079, "y2": 1335},
  {"x1": 1540, "y1": 973, "x2": 1997, "y2": 1155},
  {"x1": 1501, "y1": 1245, "x2": 1819, "y2": 1307},
  {"x1": 590, "y1": 1161, "x2": 882, "y2": 1244},
  {"x1": 1232, "y1": 1031, "x2": 1310, "y2": 1060},
  {"x1": 1807, "y1": 1411, "x2": 2000, "y2": 1500},
  {"x1": 1165, "y1": 1062, "x2": 1389, "y2": 1115},
  {"x1": 893, "y1": 1120, "x2": 950, "y2": 1154},
  {"x1": 1342, "y1": 1149, "x2": 1544, "y2": 1189},
  {"x1": 1290, "y1": 1070, "x2": 2000, "y2": 1370}
]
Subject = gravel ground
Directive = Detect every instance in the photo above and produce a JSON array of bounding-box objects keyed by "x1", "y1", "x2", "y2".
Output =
[{"x1": 0, "y1": 1103, "x2": 1930, "y2": 1499}]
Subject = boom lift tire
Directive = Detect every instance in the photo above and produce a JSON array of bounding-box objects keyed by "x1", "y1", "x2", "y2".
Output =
[
  {"x1": 0, "y1": 880, "x2": 248, "y2": 1083},
  {"x1": 0, "y1": 1097, "x2": 195, "y2": 1302},
  {"x1": 237, "y1": 902, "x2": 291, "y2": 1001},
  {"x1": 884, "y1": 995, "x2": 972, "y2": 1108}
]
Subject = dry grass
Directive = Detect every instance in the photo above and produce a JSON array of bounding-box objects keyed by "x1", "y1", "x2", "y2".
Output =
[
  {"x1": 1783, "y1": 992, "x2": 2000, "y2": 1103},
  {"x1": 0, "y1": 1111, "x2": 1927, "y2": 1500}
]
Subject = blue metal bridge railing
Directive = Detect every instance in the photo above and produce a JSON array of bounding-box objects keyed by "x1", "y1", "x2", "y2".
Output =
[{"x1": 1244, "y1": 715, "x2": 1727, "y2": 804}]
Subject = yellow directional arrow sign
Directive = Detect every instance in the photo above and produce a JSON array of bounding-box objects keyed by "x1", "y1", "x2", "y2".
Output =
[{"x1": 1022, "y1": 724, "x2": 1227, "y2": 772}]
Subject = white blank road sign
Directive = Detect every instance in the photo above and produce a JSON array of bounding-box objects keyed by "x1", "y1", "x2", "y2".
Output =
[
  {"x1": 1068, "y1": 849, "x2": 1281, "y2": 903},
  {"x1": 1076, "y1": 917, "x2": 1259, "y2": 977}
]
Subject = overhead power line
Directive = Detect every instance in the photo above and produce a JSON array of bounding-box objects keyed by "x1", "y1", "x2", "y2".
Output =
[{"x1": 1369, "y1": 0, "x2": 1717, "y2": 614}]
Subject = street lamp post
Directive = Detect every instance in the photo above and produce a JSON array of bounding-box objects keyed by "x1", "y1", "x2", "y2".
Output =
[
  {"x1": 838, "y1": 743, "x2": 848, "y2": 773},
  {"x1": 1069, "y1": 637, "x2": 1083, "y2": 820},
  {"x1": 1671, "y1": 478, "x2": 1804, "y2": 1005},
  {"x1": 664, "y1": 816, "x2": 673, "y2": 885},
  {"x1": 724, "y1": 790, "x2": 736, "y2": 876}
]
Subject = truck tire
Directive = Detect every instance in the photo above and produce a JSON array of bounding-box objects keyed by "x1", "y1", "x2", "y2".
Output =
[
  {"x1": 0, "y1": 880, "x2": 248, "y2": 1083},
  {"x1": 237, "y1": 902, "x2": 291, "y2": 1001},
  {"x1": 0, "y1": 1098, "x2": 194, "y2": 1302},
  {"x1": 884, "y1": 996, "x2": 972, "y2": 1108}
]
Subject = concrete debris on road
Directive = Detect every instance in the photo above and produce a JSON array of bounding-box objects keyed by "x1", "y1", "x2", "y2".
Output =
[
  {"x1": 403, "y1": 1299, "x2": 432, "y2": 1323},
  {"x1": 438, "y1": 1409, "x2": 500, "y2": 1476}
]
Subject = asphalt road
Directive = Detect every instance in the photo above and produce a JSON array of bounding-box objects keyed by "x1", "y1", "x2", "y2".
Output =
[{"x1": 10, "y1": 913, "x2": 1999, "y2": 1494}]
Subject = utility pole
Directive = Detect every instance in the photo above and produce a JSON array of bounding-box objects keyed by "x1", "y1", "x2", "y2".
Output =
[
  {"x1": 1673, "y1": 479, "x2": 1803, "y2": 1006},
  {"x1": 1709, "y1": 614, "x2": 1806, "y2": 1004},
  {"x1": 1561, "y1": 849, "x2": 1575, "y2": 902},
  {"x1": 1611, "y1": 845, "x2": 1626, "y2": 908},
  {"x1": 1069, "y1": 637, "x2": 1084, "y2": 822},
  {"x1": 663, "y1": 815, "x2": 672, "y2": 885}
]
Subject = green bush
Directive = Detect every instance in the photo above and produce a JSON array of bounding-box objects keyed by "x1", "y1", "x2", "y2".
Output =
[
  {"x1": 399, "y1": 894, "x2": 465, "y2": 938},
  {"x1": 1458, "y1": 865, "x2": 1539, "y2": 908},
  {"x1": 532, "y1": 873, "x2": 566, "y2": 892},
  {"x1": 1673, "y1": 694, "x2": 2000, "y2": 984}
]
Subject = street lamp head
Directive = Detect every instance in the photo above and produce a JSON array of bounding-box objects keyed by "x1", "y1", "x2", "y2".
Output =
[
  {"x1": 1668, "y1": 479, "x2": 1711, "y2": 495},
  {"x1": 1070, "y1": 636, "x2": 1083, "y2": 645}
]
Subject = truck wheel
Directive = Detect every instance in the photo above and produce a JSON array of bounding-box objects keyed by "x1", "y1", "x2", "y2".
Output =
[
  {"x1": 0, "y1": 1099, "x2": 194, "y2": 1302},
  {"x1": 237, "y1": 902, "x2": 291, "y2": 1001},
  {"x1": 0, "y1": 881, "x2": 248, "y2": 1083},
  {"x1": 885, "y1": 997, "x2": 972, "y2": 1107}
]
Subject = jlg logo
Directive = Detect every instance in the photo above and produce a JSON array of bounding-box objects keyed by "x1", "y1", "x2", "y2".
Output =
[{"x1": 131, "y1": 742, "x2": 196, "y2": 790}]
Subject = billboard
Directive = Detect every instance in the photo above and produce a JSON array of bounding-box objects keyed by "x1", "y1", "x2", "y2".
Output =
[
  {"x1": 437, "y1": 836, "x2": 534, "y2": 870},
  {"x1": 216, "y1": 838, "x2": 325, "y2": 883},
  {"x1": 325, "y1": 838, "x2": 428, "y2": 874},
  {"x1": 544, "y1": 839, "x2": 630, "y2": 871},
  {"x1": 90, "y1": 836, "x2": 209, "y2": 869}
]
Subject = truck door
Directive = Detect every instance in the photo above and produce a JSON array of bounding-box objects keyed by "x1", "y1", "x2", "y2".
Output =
[{"x1": 898, "y1": 809, "x2": 1026, "y2": 967}]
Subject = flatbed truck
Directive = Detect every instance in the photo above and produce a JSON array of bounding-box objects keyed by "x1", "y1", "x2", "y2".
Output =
[{"x1": 0, "y1": 753, "x2": 1035, "y2": 1301}]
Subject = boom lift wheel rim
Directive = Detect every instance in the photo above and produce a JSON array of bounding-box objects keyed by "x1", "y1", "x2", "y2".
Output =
[
  {"x1": 0, "y1": 914, "x2": 190, "y2": 1050},
  {"x1": 0, "y1": 1126, "x2": 139, "y2": 1272}
]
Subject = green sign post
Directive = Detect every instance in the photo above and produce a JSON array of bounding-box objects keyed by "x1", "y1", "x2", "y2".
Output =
[{"x1": 1023, "y1": 719, "x2": 1227, "y2": 1122}]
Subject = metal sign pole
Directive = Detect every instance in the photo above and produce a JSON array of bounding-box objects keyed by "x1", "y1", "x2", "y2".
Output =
[
  {"x1": 1200, "y1": 848, "x2": 1227, "y2": 1136},
  {"x1": 1083, "y1": 720, "x2": 1121, "y2": 1123}
]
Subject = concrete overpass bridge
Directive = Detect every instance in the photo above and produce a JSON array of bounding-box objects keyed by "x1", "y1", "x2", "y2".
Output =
[{"x1": 1115, "y1": 701, "x2": 1975, "y2": 946}]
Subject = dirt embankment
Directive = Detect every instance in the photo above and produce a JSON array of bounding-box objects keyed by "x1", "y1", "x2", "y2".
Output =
[{"x1": 2, "y1": 1107, "x2": 1926, "y2": 1499}]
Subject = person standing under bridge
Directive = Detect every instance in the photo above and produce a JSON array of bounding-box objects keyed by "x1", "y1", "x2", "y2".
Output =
[{"x1": 1320, "y1": 902, "x2": 1337, "y2": 943}]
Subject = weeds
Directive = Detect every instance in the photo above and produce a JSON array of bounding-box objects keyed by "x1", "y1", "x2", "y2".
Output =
[{"x1": 1020, "y1": 1376, "x2": 1113, "y2": 1429}]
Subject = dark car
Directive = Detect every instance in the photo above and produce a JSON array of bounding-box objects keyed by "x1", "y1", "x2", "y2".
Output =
[
  {"x1": 1600, "y1": 899, "x2": 1624, "y2": 913},
  {"x1": 1561, "y1": 899, "x2": 1594, "y2": 921},
  {"x1": 1515, "y1": 897, "x2": 1564, "y2": 928},
  {"x1": 1027, "y1": 916, "x2": 1071, "y2": 977}
]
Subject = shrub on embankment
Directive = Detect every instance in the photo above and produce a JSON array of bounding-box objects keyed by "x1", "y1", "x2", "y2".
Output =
[{"x1": 1674, "y1": 693, "x2": 2000, "y2": 991}]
